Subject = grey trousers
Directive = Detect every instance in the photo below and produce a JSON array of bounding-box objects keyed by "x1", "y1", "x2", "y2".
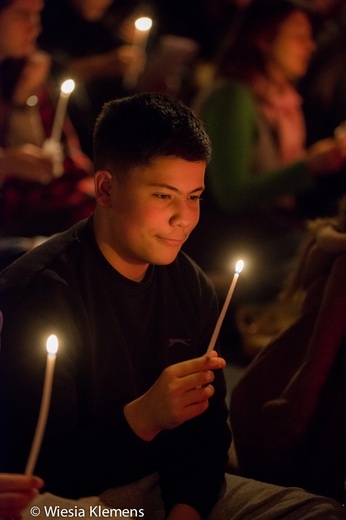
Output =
[{"x1": 99, "y1": 472, "x2": 346, "y2": 519}]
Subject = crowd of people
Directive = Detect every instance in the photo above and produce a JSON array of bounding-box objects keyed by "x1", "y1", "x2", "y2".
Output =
[{"x1": 1, "y1": 0, "x2": 346, "y2": 519}]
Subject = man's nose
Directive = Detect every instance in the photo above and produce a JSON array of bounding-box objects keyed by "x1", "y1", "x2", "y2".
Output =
[{"x1": 169, "y1": 199, "x2": 198, "y2": 227}]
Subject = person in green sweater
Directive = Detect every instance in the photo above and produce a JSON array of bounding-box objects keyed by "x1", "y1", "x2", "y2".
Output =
[
  {"x1": 184, "y1": 0, "x2": 346, "y2": 303},
  {"x1": 201, "y1": 0, "x2": 346, "y2": 212}
]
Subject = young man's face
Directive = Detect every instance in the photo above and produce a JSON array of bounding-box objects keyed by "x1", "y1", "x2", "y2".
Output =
[
  {"x1": 96, "y1": 156, "x2": 205, "y2": 280},
  {"x1": 0, "y1": 0, "x2": 42, "y2": 60}
]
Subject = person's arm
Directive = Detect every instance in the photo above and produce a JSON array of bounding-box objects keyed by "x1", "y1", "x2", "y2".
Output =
[
  {"x1": 156, "y1": 367, "x2": 230, "y2": 519},
  {"x1": 123, "y1": 352, "x2": 226, "y2": 520},
  {"x1": 153, "y1": 269, "x2": 231, "y2": 520},
  {"x1": 0, "y1": 52, "x2": 56, "y2": 184},
  {"x1": 66, "y1": 46, "x2": 146, "y2": 83},
  {"x1": 0, "y1": 474, "x2": 44, "y2": 520},
  {"x1": 123, "y1": 351, "x2": 225, "y2": 441},
  {"x1": 201, "y1": 81, "x2": 313, "y2": 212},
  {"x1": 0, "y1": 144, "x2": 54, "y2": 183}
]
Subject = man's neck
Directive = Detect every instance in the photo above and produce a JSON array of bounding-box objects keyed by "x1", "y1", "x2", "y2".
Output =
[{"x1": 92, "y1": 211, "x2": 149, "y2": 282}]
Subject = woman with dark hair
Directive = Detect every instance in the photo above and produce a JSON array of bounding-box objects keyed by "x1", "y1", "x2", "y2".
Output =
[
  {"x1": 201, "y1": 0, "x2": 346, "y2": 213},
  {"x1": 185, "y1": 0, "x2": 346, "y2": 302}
]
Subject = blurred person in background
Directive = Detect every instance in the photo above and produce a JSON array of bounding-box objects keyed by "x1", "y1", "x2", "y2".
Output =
[
  {"x1": 38, "y1": 0, "x2": 147, "y2": 158},
  {"x1": 294, "y1": 0, "x2": 346, "y2": 219},
  {"x1": 184, "y1": 0, "x2": 346, "y2": 308},
  {"x1": 0, "y1": 0, "x2": 95, "y2": 260},
  {"x1": 300, "y1": 0, "x2": 346, "y2": 143}
]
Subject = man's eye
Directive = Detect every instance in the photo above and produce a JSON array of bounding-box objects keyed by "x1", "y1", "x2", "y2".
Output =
[
  {"x1": 188, "y1": 195, "x2": 203, "y2": 201},
  {"x1": 154, "y1": 193, "x2": 171, "y2": 199}
]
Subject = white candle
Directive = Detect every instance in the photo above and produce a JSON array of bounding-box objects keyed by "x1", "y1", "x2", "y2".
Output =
[
  {"x1": 123, "y1": 16, "x2": 152, "y2": 90},
  {"x1": 206, "y1": 260, "x2": 244, "y2": 356},
  {"x1": 25, "y1": 334, "x2": 59, "y2": 476},
  {"x1": 133, "y1": 17, "x2": 153, "y2": 50},
  {"x1": 51, "y1": 79, "x2": 75, "y2": 143}
]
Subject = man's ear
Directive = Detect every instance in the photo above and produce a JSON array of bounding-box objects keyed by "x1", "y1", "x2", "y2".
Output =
[{"x1": 94, "y1": 170, "x2": 113, "y2": 207}]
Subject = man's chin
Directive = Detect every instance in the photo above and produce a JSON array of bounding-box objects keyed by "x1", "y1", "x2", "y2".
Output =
[{"x1": 150, "y1": 250, "x2": 182, "y2": 266}]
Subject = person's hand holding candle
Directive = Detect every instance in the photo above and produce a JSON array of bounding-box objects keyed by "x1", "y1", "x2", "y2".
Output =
[
  {"x1": 0, "y1": 473, "x2": 44, "y2": 520},
  {"x1": 124, "y1": 351, "x2": 226, "y2": 442}
]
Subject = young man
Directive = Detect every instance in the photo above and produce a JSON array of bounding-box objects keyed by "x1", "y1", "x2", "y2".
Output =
[{"x1": 1, "y1": 93, "x2": 345, "y2": 520}]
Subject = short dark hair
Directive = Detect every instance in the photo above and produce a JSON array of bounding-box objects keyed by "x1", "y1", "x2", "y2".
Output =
[{"x1": 93, "y1": 93, "x2": 212, "y2": 178}]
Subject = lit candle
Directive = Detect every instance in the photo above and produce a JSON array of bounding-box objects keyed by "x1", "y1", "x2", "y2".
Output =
[
  {"x1": 206, "y1": 260, "x2": 244, "y2": 356},
  {"x1": 123, "y1": 16, "x2": 152, "y2": 90},
  {"x1": 51, "y1": 79, "x2": 75, "y2": 143},
  {"x1": 133, "y1": 16, "x2": 153, "y2": 50},
  {"x1": 25, "y1": 334, "x2": 59, "y2": 476}
]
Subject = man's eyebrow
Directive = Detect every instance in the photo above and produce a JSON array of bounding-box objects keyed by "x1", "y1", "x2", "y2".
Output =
[{"x1": 149, "y1": 183, "x2": 205, "y2": 194}]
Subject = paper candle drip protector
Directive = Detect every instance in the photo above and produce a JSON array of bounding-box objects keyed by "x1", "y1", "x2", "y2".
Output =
[{"x1": 25, "y1": 334, "x2": 59, "y2": 476}]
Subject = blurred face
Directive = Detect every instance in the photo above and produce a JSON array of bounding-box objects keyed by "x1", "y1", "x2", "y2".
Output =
[
  {"x1": 70, "y1": 0, "x2": 113, "y2": 21},
  {"x1": 95, "y1": 156, "x2": 206, "y2": 281},
  {"x1": 310, "y1": 0, "x2": 340, "y2": 15},
  {"x1": 0, "y1": 0, "x2": 42, "y2": 60},
  {"x1": 267, "y1": 10, "x2": 316, "y2": 82}
]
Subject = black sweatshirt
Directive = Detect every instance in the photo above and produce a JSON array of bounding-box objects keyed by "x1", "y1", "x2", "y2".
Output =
[{"x1": 0, "y1": 217, "x2": 231, "y2": 519}]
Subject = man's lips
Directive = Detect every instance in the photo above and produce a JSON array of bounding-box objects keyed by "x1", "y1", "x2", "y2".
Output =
[{"x1": 157, "y1": 236, "x2": 187, "y2": 246}]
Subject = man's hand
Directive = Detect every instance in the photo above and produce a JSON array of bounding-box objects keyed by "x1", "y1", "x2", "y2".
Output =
[
  {"x1": 124, "y1": 350, "x2": 226, "y2": 441},
  {"x1": 0, "y1": 473, "x2": 44, "y2": 520}
]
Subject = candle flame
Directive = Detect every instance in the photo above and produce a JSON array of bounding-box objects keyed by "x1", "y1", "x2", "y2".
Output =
[
  {"x1": 135, "y1": 17, "x2": 152, "y2": 31},
  {"x1": 61, "y1": 79, "x2": 75, "y2": 95},
  {"x1": 235, "y1": 259, "x2": 244, "y2": 274},
  {"x1": 46, "y1": 334, "x2": 58, "y2": 355},
  {"x1": 26, "y1": 95, "x2": 38, "y2": 107}
]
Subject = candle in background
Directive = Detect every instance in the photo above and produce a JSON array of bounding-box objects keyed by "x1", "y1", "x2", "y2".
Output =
[
  {"x1": 133, "y1": 16, "x2": 153, "y2": 50},
  {"x1": 206, "y1": 260, "x2": 244, "y2": 356},
  {"x1": 25, "y1": 334, "x2": 59, "y2": 476},
  {"x1": 51, "y1": 79, "x2": 75, "y2": 143},
  {"x1": 123, "y1": 16, "x2": 153, "y2": 90},
  {"x1": 43, "y1": 79, "x2": 75, "y2": 177}
]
